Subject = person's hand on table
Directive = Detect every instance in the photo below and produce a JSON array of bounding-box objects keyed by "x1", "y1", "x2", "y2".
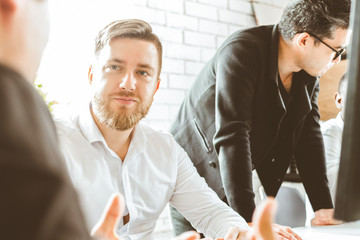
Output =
[
  {"x1": 269, "y1": 223, "x2": 301, "y2": 240},
  {"x1": 213, "y1": 198, "x2": 301, "y2": 240},
  {"x1": 91, "y1": 193, "x2": 301, "y2": 240},
  {"x1": 246, "y1": 199, "x2": 301, "y2": 240},
  {"x1": 311, "y1": 209, "x2": 343, "y2": 226}
]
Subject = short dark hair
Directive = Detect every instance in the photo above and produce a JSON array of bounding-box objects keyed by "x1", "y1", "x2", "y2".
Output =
[
  {"x1": 338, "y1": 73, "x2": 348, "y2": 95},
  {"x1": 95, "y1": 19, "x2": 163, "y2": 78},
  {"x1": 279, "y1": 0, "x2": 351, "y2": 41}
]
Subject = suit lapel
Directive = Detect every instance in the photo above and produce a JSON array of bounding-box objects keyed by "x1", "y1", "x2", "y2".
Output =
[{"x1": 291, "y1": 71, "x2": 315, "y2": 127}]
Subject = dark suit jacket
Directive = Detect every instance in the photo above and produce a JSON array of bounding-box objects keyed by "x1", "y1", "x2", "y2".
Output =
[
  {"x1": 0, "y1": 65, "x2": 91, "y2": 240},
  {"x1": 170, "y1": 25, "x2": 333, "y2": 221}
]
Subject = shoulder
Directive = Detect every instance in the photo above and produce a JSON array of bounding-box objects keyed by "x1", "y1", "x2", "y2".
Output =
[
  {"x1": 219, "y1": 25, "x2": 274, "y2": 52},
  {"x1": 53, "y1": 110, "x2": 81, "y2": 137},
  {"x1": 139, "y1": 122, "x2": 187, "y2": 161},
  {"x1": 321, "y1": 118, "x2": 342, "y2": 136},
  {"x1": 214, "y1": 25, "x2": 275, "y2": 69},
  {"x1": 140, "y1": 122, "x2": 177, "y2": 146}
]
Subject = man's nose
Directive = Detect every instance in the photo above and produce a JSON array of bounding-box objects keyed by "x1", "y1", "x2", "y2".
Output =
[
  {"x1": 333, "y1": 54, "x2": 342, "y2": 64},
  {"x1": 119, "y1": 72, "x2": 136, "y2": 91}
]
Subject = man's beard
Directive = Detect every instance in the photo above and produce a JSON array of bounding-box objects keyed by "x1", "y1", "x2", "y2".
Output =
[{"x1": 92, "y1": 91, "x2": 153, "y2": 131}]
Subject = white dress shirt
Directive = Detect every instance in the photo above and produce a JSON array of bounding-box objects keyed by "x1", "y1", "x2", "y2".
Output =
[
  {"x1": 320, "y1": 112, "x2": 344, "y2": 202},
  {"x1": 54, "y1": 104, "x2": 248, "y2": 240}
]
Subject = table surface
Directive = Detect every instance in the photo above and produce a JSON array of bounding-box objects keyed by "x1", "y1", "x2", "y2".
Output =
[{"x1": 294, "y1": 221, "x2": 360, "y2": 240}]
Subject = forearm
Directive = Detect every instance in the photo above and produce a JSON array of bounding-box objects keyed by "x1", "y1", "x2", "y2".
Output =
[
  {"x1": 170, "y1": 151, "x2": 249, "y2": 239},
  {"x1": 217, "y1": 145, "x2": 256, "y2": 222}
]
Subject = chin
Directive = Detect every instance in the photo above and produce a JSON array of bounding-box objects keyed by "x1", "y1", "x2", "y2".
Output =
[{"x1": 303, "y1": 69, "x2": 320, "y2": 78}]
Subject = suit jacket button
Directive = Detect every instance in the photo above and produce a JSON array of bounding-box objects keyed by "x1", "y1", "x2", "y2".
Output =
[{"x1": 209, "y1": 161, "x2": 217, "y2": 168}]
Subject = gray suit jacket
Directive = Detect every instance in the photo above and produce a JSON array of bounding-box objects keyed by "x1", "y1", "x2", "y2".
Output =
[
  {"x1": 0, "y1": 65, "x2": 91, "y2": 240},
  {"x1": 170, "y1": 25, "x2": 333, "y2": 221}
]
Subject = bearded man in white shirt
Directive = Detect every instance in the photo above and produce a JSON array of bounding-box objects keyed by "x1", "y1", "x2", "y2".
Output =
[
  {"x1": 321, "y1": 73, "x2": 348, "y2": 202},
  {"x1": 55, "y1": 19, "x2": 299, "y2": 240}
]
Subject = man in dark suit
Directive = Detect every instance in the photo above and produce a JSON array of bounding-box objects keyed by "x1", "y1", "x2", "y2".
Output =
[{"x1": 170, "y1": 0, "x2": 351, "y2": 234}]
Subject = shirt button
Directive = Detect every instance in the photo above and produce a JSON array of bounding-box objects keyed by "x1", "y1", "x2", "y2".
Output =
[
  {"x1": 277, "y1": 178, "x2": 281, "y2": 182},
  {"x1": 209, "y1": 161, "x2": 217, "y2": 168},
  {"x1": 271, "y1": 158, "x2": 275, "y2": 163}
]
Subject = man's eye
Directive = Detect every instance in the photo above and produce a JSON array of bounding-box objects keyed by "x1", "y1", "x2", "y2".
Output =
[
  {"x1": 105, "y1": 65, "x2": 121, "y2": 72},
  {"x1": 138, "y1": 71, "x2": 149, "y2": 76},
  {"x1": 110, "y1": 65, "x2": 120, "y2": 70}
]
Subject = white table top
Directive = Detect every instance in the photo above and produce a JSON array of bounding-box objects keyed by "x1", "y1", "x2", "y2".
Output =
[{"x1": 294, "y1": 221, "x2": 360, "y2": 240}]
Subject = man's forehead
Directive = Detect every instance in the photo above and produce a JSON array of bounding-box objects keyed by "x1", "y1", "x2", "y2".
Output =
[{"x1": 97, "y1": 39, "x2": 158, "y2": 65}]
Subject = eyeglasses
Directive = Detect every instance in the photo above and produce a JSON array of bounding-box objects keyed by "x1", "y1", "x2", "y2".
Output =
[{"x1": 309, "y1": 33, "x2": 346, "y2": 61}]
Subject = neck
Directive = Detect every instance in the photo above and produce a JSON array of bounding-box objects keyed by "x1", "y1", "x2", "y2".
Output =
[
  {"x1": 90, "y1": 107, "x2": 134, "y2": 161},
  {"x1": 0, "y1": 32, "x2": 37, "y2": 83},
  {"x1": 278, "y1": 35, "x2": 302, "y2": 83}
]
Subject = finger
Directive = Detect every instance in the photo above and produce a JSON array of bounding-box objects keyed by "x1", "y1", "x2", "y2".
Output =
[
  {"x1": 173, "y1": 231, "x2": 200, "y2": 240},
  {"x1": 91, "y1": 193, "x2": 125, "y2": 239},
  {"x1": 252, "y1": 197, "x2": 277, "y2": 240},
  {"x1": 236, "y1": 231, "x2": 247, "y2": 240},
  {"x1": 223, "y1": 226, "x2": 241, "y2": 240},
  {"x1": 287, "y1": 229, "x2": 301, "y2": 240},
  {"x1": 274, "y1": 227, "x2": 294, "y2": 240}
]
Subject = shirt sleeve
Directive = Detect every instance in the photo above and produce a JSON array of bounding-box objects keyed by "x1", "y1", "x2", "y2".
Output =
[
  {"x1": 321, "y1": 120, "x2": 342, "y2": 201},
  {"x1": 169, "y1": 143, "x2": 249, "y2": 239}
]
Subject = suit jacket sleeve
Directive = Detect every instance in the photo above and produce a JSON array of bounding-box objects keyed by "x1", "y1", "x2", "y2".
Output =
[
  {"x1": 295, "y1": 81, "x2": 334, "y2": 211},
  {"x1": 213, "y1": 41, "x2": 260, "y2": 221}
]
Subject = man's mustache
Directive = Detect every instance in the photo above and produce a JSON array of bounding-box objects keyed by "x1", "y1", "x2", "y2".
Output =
[{"x1": 110, "y1": 91, "x2": 140, "y2": 101}]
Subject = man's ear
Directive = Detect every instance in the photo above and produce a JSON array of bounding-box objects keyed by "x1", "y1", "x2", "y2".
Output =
[
  {"x1": 335, "y1": 92, "x2": 344, "y2": 109},
  {"x1": 154, "y1": 78, "x2": 161, "y2": 94},
  {"x1": 0, "y1": 0, "x2": 17, "y2": 20},
  {"x1": 88, "y1": 65, "x2": 93, "y2": 85},
  {"x1": 295, "y1": 32, "x2": 311, "y2": 48}
]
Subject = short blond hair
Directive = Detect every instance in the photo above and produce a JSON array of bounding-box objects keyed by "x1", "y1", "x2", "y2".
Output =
[{"x1": 95, "y1": 19, "x2": 163, "y2": 78}]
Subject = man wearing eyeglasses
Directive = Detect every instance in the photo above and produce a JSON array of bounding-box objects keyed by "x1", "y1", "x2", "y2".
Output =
[{"x1": 170, "y1": 0, "x2": 351, "y2": 234}]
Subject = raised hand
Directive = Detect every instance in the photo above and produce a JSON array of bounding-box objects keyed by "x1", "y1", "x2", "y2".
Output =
[{"x1": 91, "y1": 193, "x2": 124, "y2": 240}]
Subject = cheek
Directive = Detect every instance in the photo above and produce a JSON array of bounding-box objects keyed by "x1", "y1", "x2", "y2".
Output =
[
  {"x1": 92, "y1": 80, "x2": 109, "y2": 97},
  {"x1": 138, "y1": 82, "x2": 158, "y2": 98}
]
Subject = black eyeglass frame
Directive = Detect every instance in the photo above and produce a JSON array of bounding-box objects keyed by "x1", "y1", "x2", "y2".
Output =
[{"x1": 309, "y1": 33, "x2": 346, "y2": 61}]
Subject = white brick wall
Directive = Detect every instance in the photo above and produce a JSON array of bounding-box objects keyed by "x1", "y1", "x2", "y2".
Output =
[
  {"x1": 185, "y1": 2, "x2": 218, "y2": 20},
  {"x1": 229, "y1": 0, "x2": 253, "y2": 15},
  {"x1": 184, "y1": 31, "x2": 216, "y2": 48},
  {"x1": 148, "y1": 0, "x2": 184, "y2": 13}
]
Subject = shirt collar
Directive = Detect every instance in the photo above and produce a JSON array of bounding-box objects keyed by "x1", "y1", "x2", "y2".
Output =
[
  {"x1": 78, "y1": 102, "x2": 147, "y2": 155},
  {"x1": 79, "y1": 102, "x2": 106, "y2": 144},
  {"x1": 127, "y1": 121, "x2": 147, "y2": 157},
  {"x1": 335, "y1": 111, "x2": 344, "y2": 131}
]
